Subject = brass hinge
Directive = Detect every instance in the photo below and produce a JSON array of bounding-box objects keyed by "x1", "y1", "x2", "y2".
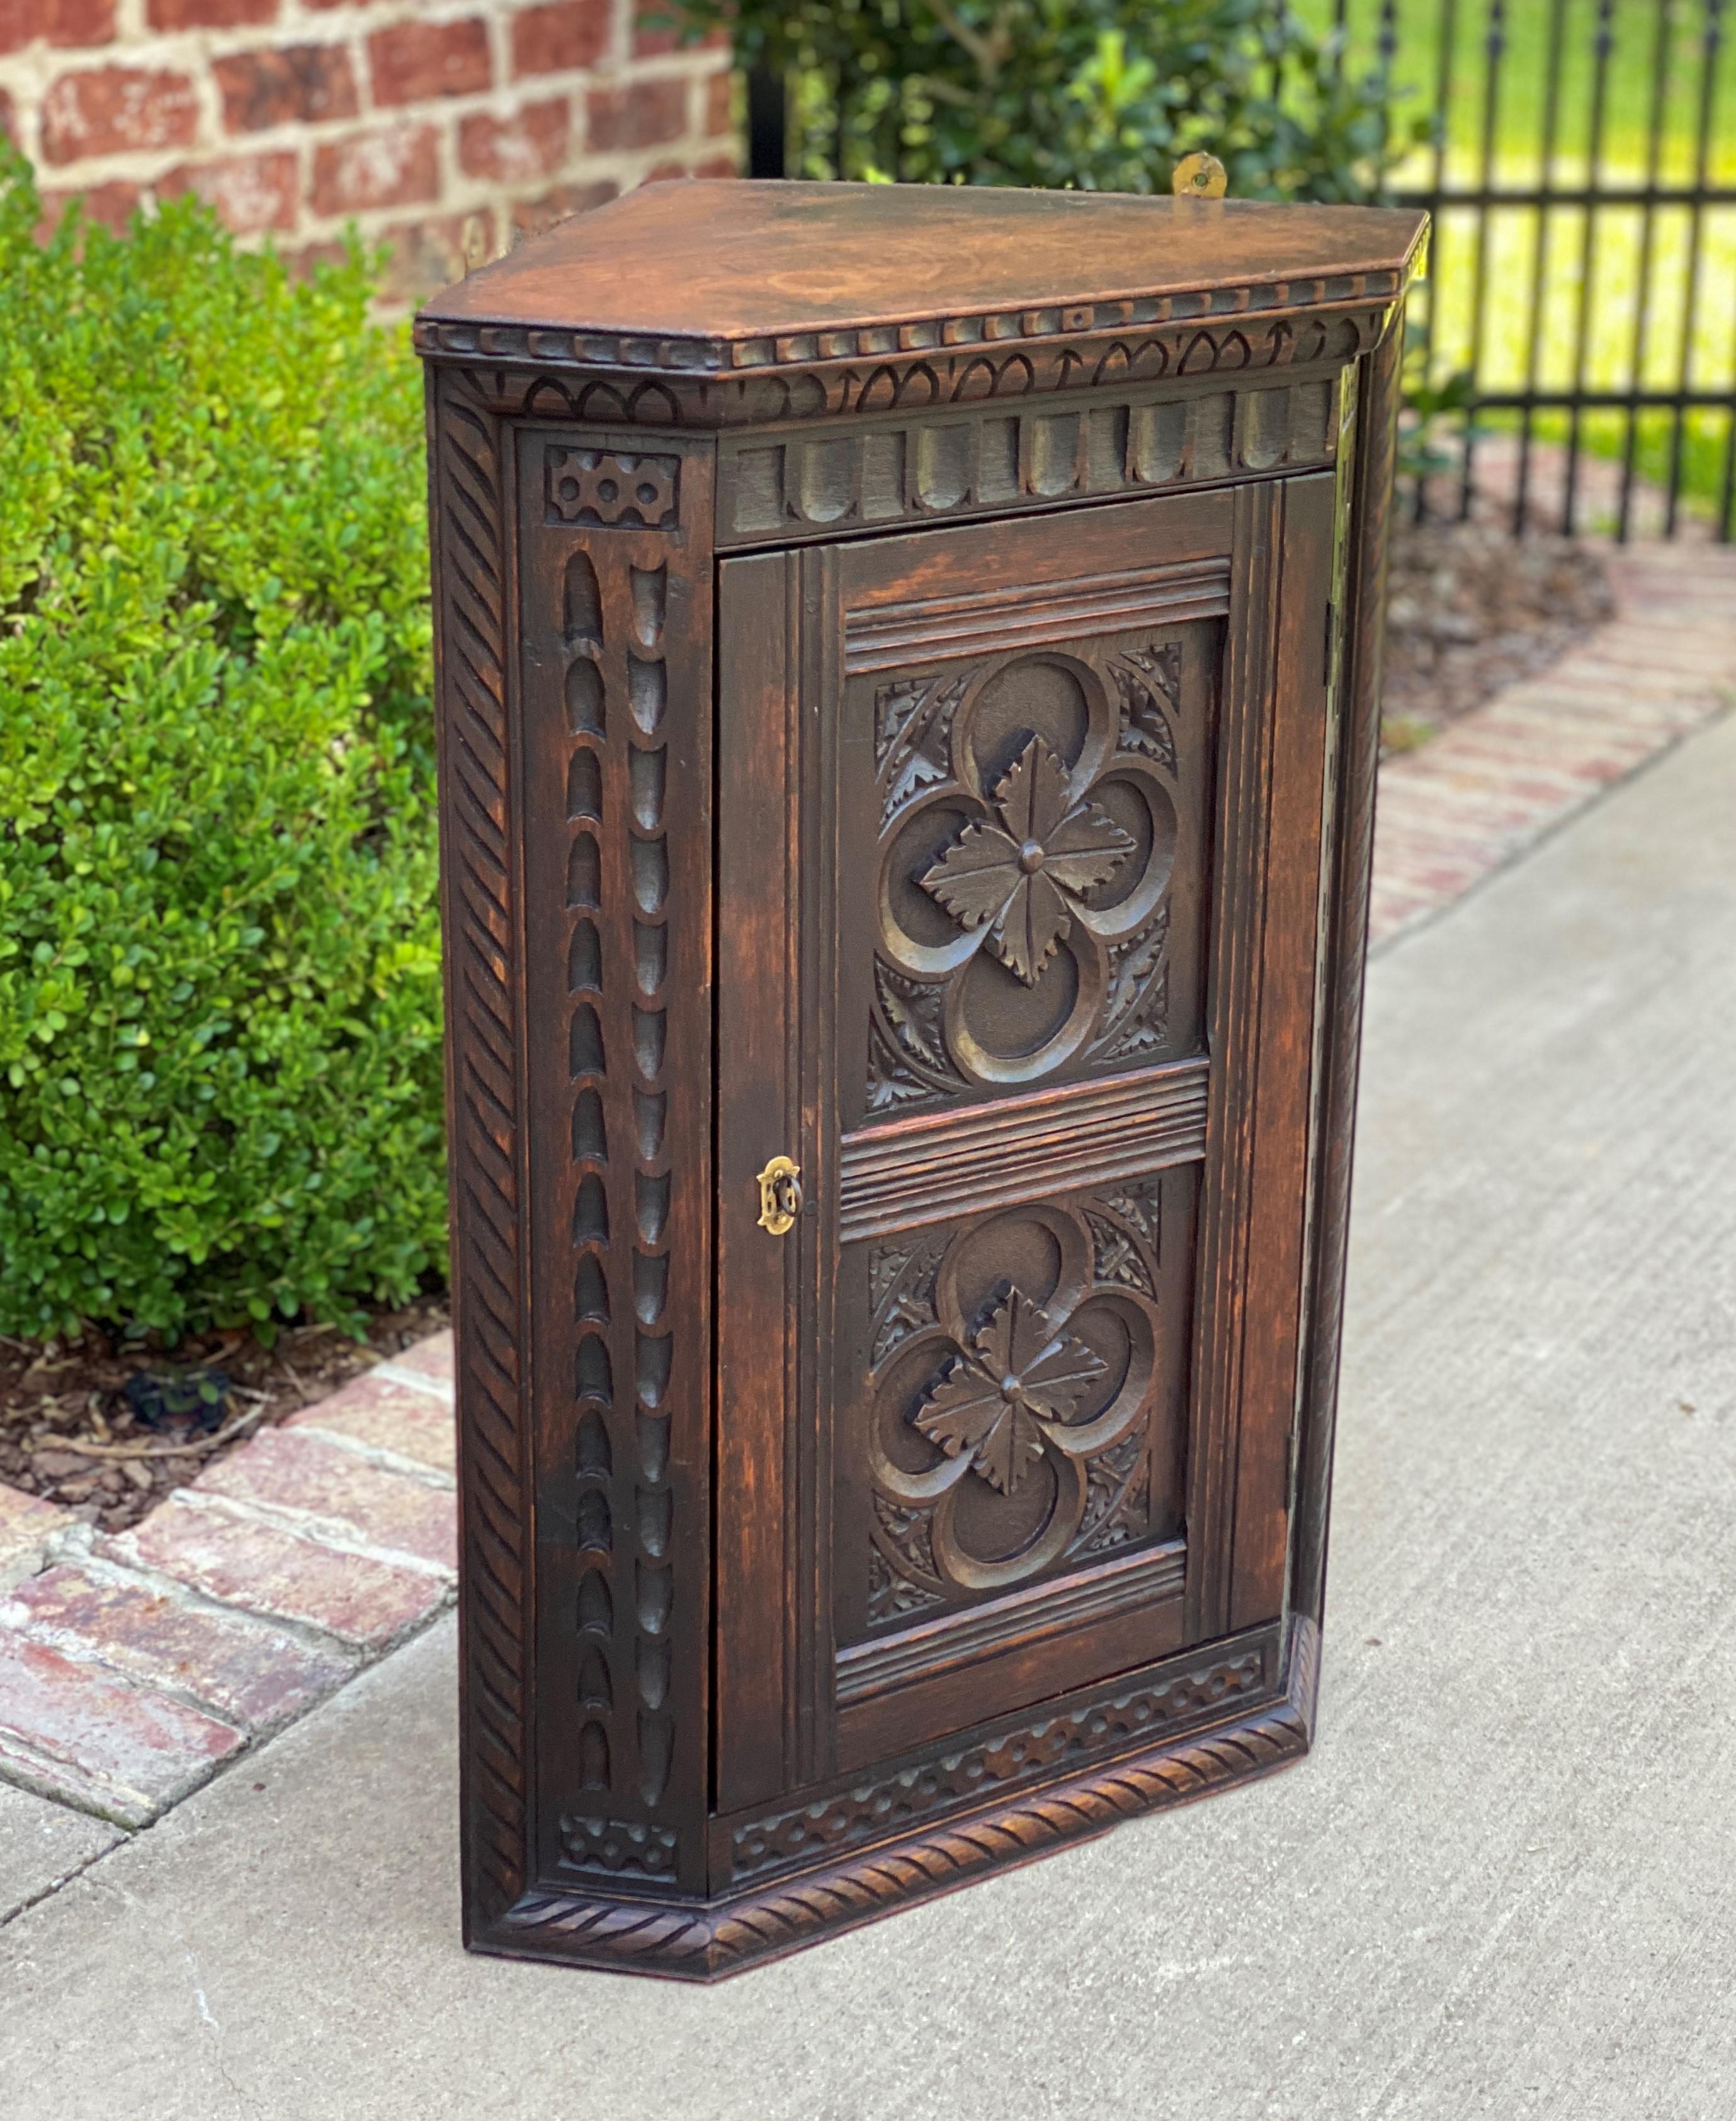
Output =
[{"x1": 755, "y1": 1155, "x2": 803, "y2": 1237}]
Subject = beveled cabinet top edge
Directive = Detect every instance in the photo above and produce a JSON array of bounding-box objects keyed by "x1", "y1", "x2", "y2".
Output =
[{"x1": 414, "y1": 179, "x2": 1427, "y2": 381}]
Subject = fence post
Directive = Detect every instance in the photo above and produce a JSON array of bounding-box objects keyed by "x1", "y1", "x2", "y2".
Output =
[{"x1": 746, "y1": 66, "x2": 787, "y2": 180}]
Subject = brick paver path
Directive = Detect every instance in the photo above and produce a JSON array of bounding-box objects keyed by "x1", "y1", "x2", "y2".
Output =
[
  {"x1": 0, "y1": 538, "x2": 1729, "y2": 1882},
  {"x1": 0, "y1": 1340, "x2": 455, "y2": 1841},
  {"x1": 1370, "y1": 542, "x2": 1735, "y2": 948}
]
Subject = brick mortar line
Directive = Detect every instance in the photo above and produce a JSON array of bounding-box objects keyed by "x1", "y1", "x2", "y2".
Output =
[
  {"x1": 22, "y1": 123, "x2": 722, "y2": 203},
  {"x1": 1468, "y1": 699, "x2": 1720, "y2": 740},
  {"x1": 291, "y1": 1421, "x2": 457, "y2": 1489},
  {"x1": 3, "y1": 35, "x2": 722, "y2": 134},
  {"x1": 1, "y1": 3, "x2": 708, "y2": 88},
  {"x1": 1369, "y1": 538, "x2": 1736, "y2": 952},
  {"x1": 0, "y1": 1326, "x2": 463, "y2": 1848},
  {"x1": 17, "y1": 82, "x2": 723, "y2": 171},
  {"x1": 35, "y1": 1528, "x2": 368, "y2": 1673},
  {"x1": 370, "y1": 1360, "x2": 454, "y2": 1404},
  {"x1": 1381, "y1": 766, "x2": 1641, "y2": 809},
  {"x1": 21, "y1": 144, "x2": 734, "y2": 277},
  {"x1": 157, "y1": 1484, "x2": 457, "y2": 1581},
  {"x1": 3, "y1": 0, "x2": 733, "y2": 255},
  {"x1": 0, "y1": 1721, "x2": 225, "y2": 1830},
  {"x1": 0, "y1": 1571, "x2": 458, "y2": 1835}
]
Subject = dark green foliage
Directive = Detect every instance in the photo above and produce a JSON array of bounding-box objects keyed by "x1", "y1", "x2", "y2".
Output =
[
  {"x1": 662, "y1": 0, "x2": 1409, "y2": 200},
  {"x1": 0, "y1": 149, "x2": 445, "y2": 1342}
]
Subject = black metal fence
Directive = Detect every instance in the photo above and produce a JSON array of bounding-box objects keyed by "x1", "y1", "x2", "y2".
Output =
[
  {"x1": 1367, "y1": 0, "x2": 1736, "y2": 539},
  {"x1": 746, "y1": 0, "x2": 1736, "y2": 541}
]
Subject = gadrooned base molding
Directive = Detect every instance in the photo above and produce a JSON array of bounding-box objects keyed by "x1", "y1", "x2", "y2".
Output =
[{"x1": 468, "y1": 1613, "x2": 1319, "y2": 1982}]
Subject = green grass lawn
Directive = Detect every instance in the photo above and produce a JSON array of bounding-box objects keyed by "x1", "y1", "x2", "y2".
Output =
[{"x1": 1291, "y1": 0, "x2": 1736, "y2": 526}]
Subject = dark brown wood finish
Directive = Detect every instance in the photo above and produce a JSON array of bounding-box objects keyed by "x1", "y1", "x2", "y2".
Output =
[
  {"x1": 1295, "y1": 322, "x2": 1402, "y2": 1630},
  {"x1": 515, "y1": 428, "x2": 718, "y2": 1894},
  {"x1": 420, "y1": 179, "x2": 1423, "y2": 1978}
]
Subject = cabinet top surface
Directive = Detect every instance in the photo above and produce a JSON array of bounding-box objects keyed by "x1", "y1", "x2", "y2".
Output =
[{"x1": 421, "y1": 179, "x2": 1426, "y2": 344}]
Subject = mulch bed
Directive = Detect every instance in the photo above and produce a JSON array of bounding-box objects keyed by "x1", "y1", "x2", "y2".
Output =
[
  {"x1": 1381, "y1": 515, "x2": 1615, "y2": 753},
  {"x1": 0, "y1": 1295, "x2": 450, "y2": 1537}
]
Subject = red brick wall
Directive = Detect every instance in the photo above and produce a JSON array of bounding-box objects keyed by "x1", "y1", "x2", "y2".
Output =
[{"x1": 0, "y1": 0, "x2": 736, "y2": 301}]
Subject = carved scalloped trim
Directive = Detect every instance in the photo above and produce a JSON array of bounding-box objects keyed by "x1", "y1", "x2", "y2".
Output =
[
  {"x1": 414, "y1": 272, "x2": 1408, "y2": 376},
  {"x1": 476, "y1": 1615, "x2": 1319, "y2": 1980},
  {"x1": 427, "y1": 303, "x2": 1398, "y2": 432}
]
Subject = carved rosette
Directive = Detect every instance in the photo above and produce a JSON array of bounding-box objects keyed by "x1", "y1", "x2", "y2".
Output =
[
  {"x1": 866, "y1": 1198, "x2": 1164, "y2": 1621},
  {"x1": 870, "y1": 642, "x2": 1184, "y2": 1112}
]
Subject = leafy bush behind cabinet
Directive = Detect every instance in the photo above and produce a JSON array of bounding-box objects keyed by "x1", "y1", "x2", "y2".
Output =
[
  {"x1": 669, "y1": 0, "x2": 1404, "y2": 201},
  {"x1": 0, "y1": 151, "x2": 445, "y2": 1341}
]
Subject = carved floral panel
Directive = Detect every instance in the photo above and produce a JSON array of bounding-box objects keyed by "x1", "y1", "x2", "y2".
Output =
[
  {"x1": 860, "y1": 1185, "x2": 1184, "y2": 1631},
  {"x1": 866, "y1": 631, "x2": 1210, "y2": 1115}
]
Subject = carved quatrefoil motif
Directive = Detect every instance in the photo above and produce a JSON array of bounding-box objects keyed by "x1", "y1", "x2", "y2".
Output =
[
  {"x1": 914, "y1": 1284, "x2": 1109, "y2": 1494},
  {"x1": 920, "y1": 737, "x2": 1135, "y2": 987},
  {"x1": 865, "y1": 1203, "x2": 1164, "y2": 1611},
  {"x1": 870, "y1": 645, "x2": 1184, "y2": 1108}
]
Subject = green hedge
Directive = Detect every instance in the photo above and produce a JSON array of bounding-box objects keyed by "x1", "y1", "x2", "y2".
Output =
[
  {"x1": 0, "y1": 152, "x2": 446, "y2": 1342},
  {"x1": 665, "y1": 0, "x2": 1405, "y2": 198}
]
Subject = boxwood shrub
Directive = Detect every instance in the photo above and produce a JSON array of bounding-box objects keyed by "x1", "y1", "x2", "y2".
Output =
[{"x1": 0, "y1": 151, "x2": 446, "y2": 1341}]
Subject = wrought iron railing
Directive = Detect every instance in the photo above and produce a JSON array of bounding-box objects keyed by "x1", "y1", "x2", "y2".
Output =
[{"x1": 1369, "y1": 0, "x2": 1736, "y2": 538}]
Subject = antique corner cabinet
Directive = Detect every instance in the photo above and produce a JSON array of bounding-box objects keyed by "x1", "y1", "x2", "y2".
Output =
[{"x1": 416, "y1": 179, "x2": 1426, "y2": 1981}]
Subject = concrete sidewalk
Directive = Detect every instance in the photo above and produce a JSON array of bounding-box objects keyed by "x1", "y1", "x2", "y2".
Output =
[{"x1": 3, "y1": 714, "x2": 1735, "y2": 2118}]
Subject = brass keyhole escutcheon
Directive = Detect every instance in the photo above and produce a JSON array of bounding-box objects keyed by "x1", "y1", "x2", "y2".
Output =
[{"x1": 756, "y1": 1155, "x2": 803, "y2": 1236}]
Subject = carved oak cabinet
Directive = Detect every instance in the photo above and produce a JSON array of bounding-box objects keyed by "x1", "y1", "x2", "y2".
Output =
[{"x1": 416, "y1": 180, "x2": 1425, "y2": 1979}]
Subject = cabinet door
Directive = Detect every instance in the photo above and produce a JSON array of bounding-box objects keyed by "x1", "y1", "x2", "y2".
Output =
[{"x1": 715, "y1": 477, "x2": 1337, "y2": 1817}]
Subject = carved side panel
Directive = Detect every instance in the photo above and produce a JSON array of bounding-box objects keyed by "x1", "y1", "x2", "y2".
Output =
[
  {"x1": 862, "y1": 618, "x2": 1219, "y2": 1119},
  {"x1": 517, "y1": 431, "x2": 716, "y2": 1895},
  {"x1": 1296, "y1": 328, "x2": 1400, "y2": 1631},
  {"x1": 431, "y1": 372, "x2": 536, "y2": 1931}
]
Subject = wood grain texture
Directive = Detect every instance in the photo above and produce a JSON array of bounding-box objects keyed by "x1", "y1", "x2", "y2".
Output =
[
  {"x1": 713, "y1": 549, "x2": 802, "y2": 1814},
  {"x1": 841, "y1": 502, "x2": 1226, "y2": 1125},
  {"x1": 735, "y1": 1618, "x2": 1265, "y2": 1885},
  {"x1": 419, "y1": 183, "x2": 1424, "y2": 348},
  {"x1": 844, "y1": 555, "x2": 1230, "y2": 671},
  {"x1": 845, "y1": 1182, "x2": 1191, "y2": 1647},
  {"x1": 471, "y1": 1613, "x2": 1318, "y2": 1980},
  {"x1": 839, "y1": 1060, "x2": 1208, "y2": 1241},
  {"x1": 833, "y1": 1567, "x2": 1189, "y2": 1777},
  {"x1": 1227, "y1": 472, "x2": 1334, "y2": 1631},
  {"x1": 834, "y1": 1536, "x2": 1186, "y2": 1703},
  {"x1": 428, "y1": 368, "x2": 531, "y2": 1932},
  {"x1": 1186, "y1": 479, "x2": 1281, "y2": 1645},
  {"x1": 1293, "y1": 319, "x2": 1404, "y2": 1629}
]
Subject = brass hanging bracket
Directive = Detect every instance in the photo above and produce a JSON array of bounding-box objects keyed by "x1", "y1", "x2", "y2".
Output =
[
  {"x1": 1172, "y1": 152, "x2": 1228, "y2": 199},
  {"x1": 756, "y1": 1155, "x2": 803, "y2": 1236}
]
